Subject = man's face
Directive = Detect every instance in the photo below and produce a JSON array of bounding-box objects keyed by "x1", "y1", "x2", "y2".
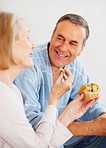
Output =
[{"x1": 49, "y1": 20, "x2": 86, "y2": 68}]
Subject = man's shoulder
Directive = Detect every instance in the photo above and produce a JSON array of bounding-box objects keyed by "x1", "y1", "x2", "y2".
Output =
[
  {"x1": 32, "y1": 42, "x2": 49, "y2": 66},
  {"x1": 67, "y1": 58, "x2": 87, "y2": 81},
  {"x1": 32, "y1": 42, "x2": 48, "y2": 54},
  {"x1": 32, "y1": 42, "x2": 49, "y2": 62},
  {"x1": 68, "y1": 58, "x2": 84, "y2": 70}
]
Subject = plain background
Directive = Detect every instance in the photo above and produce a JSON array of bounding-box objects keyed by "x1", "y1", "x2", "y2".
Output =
[{"x1": 0, "y1": 0, "x2": 106, "y2": 105}]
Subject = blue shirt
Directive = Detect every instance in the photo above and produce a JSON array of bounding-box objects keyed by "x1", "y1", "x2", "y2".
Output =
[{"x1": 14, "y1": 42, "x2": 106, "y2": 145}]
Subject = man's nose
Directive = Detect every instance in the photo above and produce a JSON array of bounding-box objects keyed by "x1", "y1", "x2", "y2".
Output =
[{"x1": 60, "y1": 41, "x2": 69, "y2": 51}]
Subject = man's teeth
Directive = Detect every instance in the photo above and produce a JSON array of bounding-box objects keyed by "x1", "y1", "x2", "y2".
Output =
[{"x1": 57, "y1": 52, "x2": 66, "y2": 57}]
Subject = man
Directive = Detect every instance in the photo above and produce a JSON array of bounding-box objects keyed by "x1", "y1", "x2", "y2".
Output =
[{"x1": 14, "y1": 14, "x2": 106, "y2": 148}]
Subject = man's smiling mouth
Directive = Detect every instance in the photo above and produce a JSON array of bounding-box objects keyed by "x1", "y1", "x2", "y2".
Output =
[{"x1": 56, "y1": 51, "x2": 68, "y2": 58}]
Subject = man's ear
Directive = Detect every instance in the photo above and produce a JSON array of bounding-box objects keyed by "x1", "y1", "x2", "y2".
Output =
[
  {"x1": 51, "y1": 34, "x2": 53, "y2": 40},
  {"x1": 77, "y1": 44, "x2": 86, "y2": 56},
  {"x1": 50, "y1": 34, "x2": 54, "y2": 44},
  {"x1": 50, "y1": 29, "x2": 56, "y2": 44}
]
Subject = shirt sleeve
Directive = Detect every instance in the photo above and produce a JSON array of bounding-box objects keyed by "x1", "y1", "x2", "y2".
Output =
[
  {"x1": 34, "y1": 105, "x2": 59, "y2": 147},
  {"x1": 49, "y1": 120, "x2": 73, "y2": 148},
  {"x1": 14, "y1": 70, "x2": 73, "y2": 148},
  {"x1": 13, "y1": 85, "x2": 74, "y2": 148},
  {"x1": 1, "y1": 86, "x2": 59, "y2": 148}
]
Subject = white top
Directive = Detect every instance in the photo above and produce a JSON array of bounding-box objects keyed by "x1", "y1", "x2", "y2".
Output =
[{"x1": 0, "y1": 81, "x2": 72, "y2": 148}]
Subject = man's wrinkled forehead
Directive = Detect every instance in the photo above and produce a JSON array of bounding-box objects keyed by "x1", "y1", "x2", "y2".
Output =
[{"x1": 53, "y1": 20, "x2": 86, "y2": 46}]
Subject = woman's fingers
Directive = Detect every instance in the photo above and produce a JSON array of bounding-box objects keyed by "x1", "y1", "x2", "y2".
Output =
[
  {"x1": 74, "y1": 93, "x2": 85, "y2": 102},
  {"x1": 64, "y1": 69, "x2": 73, "y2": 80},
  {"x1": 64, "y1": 69, "x2": 73, "y2": 85},
  {"x1": 85, "y1": 100, "x2": 96, "y2": 110},
  {"x1": 63, "y1": 75, "x2": 67, "y2": 81},
  {"x1": 85, "y1": 97, "x2": 99, "y2": 109},
  {"x1": 56, "y1": 69, "x2": 73, "y2": 85},
  {"x1": 88, "y1": 97, "x2": 99, "y2": 107},
  {"x1": 64, "y1": 69, "x2": 72, "y2": 76}
]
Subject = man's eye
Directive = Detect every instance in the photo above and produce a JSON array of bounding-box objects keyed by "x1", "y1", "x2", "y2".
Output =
[
  {"x1": 70, "y1": 42, "x2": 76, "y2": 46},
  {"x1": 57, "y1": 37, "x2": 62, "y2": 40}
]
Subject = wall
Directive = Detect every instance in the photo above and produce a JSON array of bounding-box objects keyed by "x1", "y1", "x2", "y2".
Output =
[{"x1": 0, "y1": 0, "x2": 106, "y2": 105}]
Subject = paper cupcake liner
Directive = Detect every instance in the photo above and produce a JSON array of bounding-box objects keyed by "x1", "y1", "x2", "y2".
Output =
[{"x1": 83, "y1": 91, "x2": 100, "y2": 102}]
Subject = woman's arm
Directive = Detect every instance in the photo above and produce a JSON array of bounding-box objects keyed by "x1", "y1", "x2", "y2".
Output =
[
  {"x1": 47, "y1": 93, "x2": 100, "y2": 147},
  {"x1": 3, "y1": 69, "x2": 73, "y2": 148},
  {"x1": 48, "y1": 69, "x2": 73, "y2": 107}
]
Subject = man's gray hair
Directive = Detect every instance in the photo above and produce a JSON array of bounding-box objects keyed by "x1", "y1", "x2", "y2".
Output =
[{"x1": 54, "y1": 14, "x2": 90, "y2": 45}]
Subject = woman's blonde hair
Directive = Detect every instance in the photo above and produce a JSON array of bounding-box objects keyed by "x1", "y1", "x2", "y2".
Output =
[{"x1": 0, "y1": 11, "x2": 23, "y2": 70}]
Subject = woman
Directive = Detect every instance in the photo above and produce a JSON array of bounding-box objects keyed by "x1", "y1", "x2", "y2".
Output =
[{"x1": 0, "y1": 11, "x2": 98, "y2": 148}]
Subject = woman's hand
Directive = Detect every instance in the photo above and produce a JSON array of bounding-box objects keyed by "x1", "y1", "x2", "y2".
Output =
[
  {"x1": 48, "y1": 69, "x2": 73, "y2": 107},
  {"x1": 58, "y1": 94, "x2": 99, "y2": 127}
]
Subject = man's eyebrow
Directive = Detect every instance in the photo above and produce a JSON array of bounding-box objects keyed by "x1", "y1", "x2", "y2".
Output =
[
  {"x1": 71, "y1": 40, "x2": 78, "y2": 44},
  {"x1": 57, "y1": 34, "x2": 78, "y2": 45},
  {"x1": 57, "y1": 34, "x2": 64, "y2": 38}
]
